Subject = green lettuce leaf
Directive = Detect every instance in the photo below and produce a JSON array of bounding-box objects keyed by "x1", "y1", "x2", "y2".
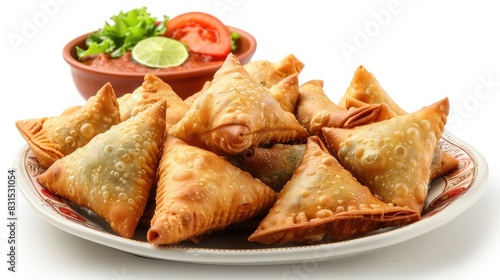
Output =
[{"x1": 76, "y1": 7, "x2": 167, "y2": 59}]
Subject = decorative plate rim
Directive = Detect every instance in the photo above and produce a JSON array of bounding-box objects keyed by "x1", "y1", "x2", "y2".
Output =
[{"x1": 14, "y1": 131, "x2": 489, "y2": 265}]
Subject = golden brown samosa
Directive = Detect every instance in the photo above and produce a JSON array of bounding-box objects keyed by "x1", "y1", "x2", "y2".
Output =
[
  {"x1": 169, "y1": 53, "x2": 309, "y2": 155},
  {"x1": 295, "y1": 80, "x2": 395, "y2": 135},
  {"x1": 322, "y1": 98, "x2": 450, "y2": 212},
  {"x1": 338, "y1": 66, "x2": 459, "y2": 180},
  {"x1": 268, "y1": 73, "x2": 300, "y2": 113},
  {"x1": 147, "y1": 135, "x2": 277, "y2": 245},
  {"x1": 248, "y1": 136, "x2": 420, "y2": 245},
  {"x1": 243, "y1": 53, "x2": 305, "y2": 88},
  {"x1": 37, "y1": 100, "x2": 167, "y2": 239},
  {"x1": 429, "y1": 147, "x2": 460, "y2": 179},
  {"x1": 16, "y1": 82, "x2": 120, "y2": 168},
  {"x1": 118, "y1": 73, "x2": 189, "y2": 130},
  {"x1": 338, "y1": 65, "x2": 407, "y2": 115},
  {"x1": 243, "y1": 143, "x2": 306, "y2": 192}
]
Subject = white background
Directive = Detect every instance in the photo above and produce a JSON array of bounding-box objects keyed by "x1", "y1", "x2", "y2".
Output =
[{"x1": 1, "y1": 0, "x2": 499, "y2": 279}]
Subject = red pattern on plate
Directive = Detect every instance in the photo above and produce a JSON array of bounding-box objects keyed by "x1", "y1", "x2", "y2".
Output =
[
  {"x1": 24, "y1": 155, "x2": 103, "y2": 230},
  {"x1": 423, "y1": 137, "x2": 477, "y2": 217}
]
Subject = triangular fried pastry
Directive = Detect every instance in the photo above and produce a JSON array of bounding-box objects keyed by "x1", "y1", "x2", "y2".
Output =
[
  {"x1": 243, "y1": 143, "x2": 305, "y2": 192},
  {"x1": 243, "y1": 53, "x2": 305, "y2": 88},
  {"x1": 338, "y1": 69, "x2": 459, "y2": 181},
  {"x1": 16, "y1": 83, "x2": 120, "y2": 168},
  {"x1": 116, "y1": 89, "x2": 142, "y2": 120},
  {"x1": 169, "y1": 53, "x2": 309, "y2": 155},
  {"x1": 338, "y1": 65, "x2": 407, "y2": 115},
  {"x1": 147, "y1": 135, "x2": 277, "y2": 245},
  {"x1": 248, "y1": 136, "x2": 420, "y2": 245},
  {"x1": 268, "y1": 73, "x2": 300, "y2": 113},
  {"x1": 295, "y1": 80, "x2": 395, "y2": 135},
  {"x1": 429, "y1": 146, "x2": 459, "y2": 180},
  {"x1": 36, "y1": 100, "x2": 167, "y2": 239},
  {"x1": 322, "y1": 98, "x2": 450, "y2": 212},
  {"x1": 118, "y1": 73, "x2": 189, "y2": 130}
]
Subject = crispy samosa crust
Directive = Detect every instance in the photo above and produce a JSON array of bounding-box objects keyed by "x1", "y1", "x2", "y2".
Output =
[
  {"x1": 36, "y1": 100, "x2": 167, "y2": 239},
  {"x1": 147, "y1": 135, "x2": 277, "y2": 245},
  {"x1": 243, "y1": 143, "x2": 305, "y2": 192},
  {"x1": 248, "y1": 136, "x2": 420, "y2": 245},
  {"x1": 429, "y1": 147, "x2": 460, "y2": 179},
  {"x1": 268, "y1": 73, "x2": 300, "y2": 113},
  {"x1": 169, "y1": 53, "x2": 308, "y2": 155},
  {"x1": 118, "y1": 73, "x2": 189, "y2": 130},
  {"x1": 243, "y1": 53, "x2": 305, "y2": 88},
  {"x1": 322, "y1": 98, "x2": 450, "y2": 212},
  {"x1": 338, "y1": 66, "x2": 459, "y2": 180},
  {"x1": 295, "y1": 80, "x2": 395, "y2": 135},
  {"x1": 338, "y1": 65, "x2": 407, "y2": 115},
  {"x1": 346, "y1": 100, "x2": 459, "y2": 181},
  {"x1": 16, "y1": 83, "x2": 120, "y2": 168}
]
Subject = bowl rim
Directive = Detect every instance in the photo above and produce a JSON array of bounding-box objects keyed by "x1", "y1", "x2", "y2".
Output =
[{"x1": 62, "y1": 26, "x2": 257, "y2": 79}]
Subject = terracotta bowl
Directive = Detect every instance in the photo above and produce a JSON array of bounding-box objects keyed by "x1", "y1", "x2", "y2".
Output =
[{"x1": 63, "y1": 27, "x2": 257, "y2": 100}]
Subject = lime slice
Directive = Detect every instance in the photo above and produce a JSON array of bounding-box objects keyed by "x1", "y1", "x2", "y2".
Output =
[{"x1": 131, "y1": 36, "x2": 189, "y2": 68}]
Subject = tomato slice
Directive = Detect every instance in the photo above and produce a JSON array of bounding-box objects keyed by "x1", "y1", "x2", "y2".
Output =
[{"x1": 166, "y1": 12, "x2": 232, "y2": 60}]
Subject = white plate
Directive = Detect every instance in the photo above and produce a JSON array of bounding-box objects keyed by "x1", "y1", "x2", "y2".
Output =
[{"x1": 14, "y1": 131, "x2": 488, "y2": 265}]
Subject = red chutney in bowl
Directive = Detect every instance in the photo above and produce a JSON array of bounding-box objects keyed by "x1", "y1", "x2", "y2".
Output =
[
  {"x1": 82, "y1": 51, "x2": 225, "y2": 73},
  {"x1": 63, "y1": 27, "x2": 257, "y2": 100}
]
